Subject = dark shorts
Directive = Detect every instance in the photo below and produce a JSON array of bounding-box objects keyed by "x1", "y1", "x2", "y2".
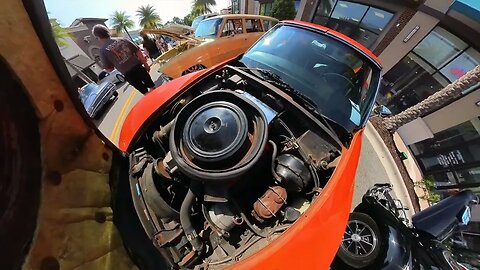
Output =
[{"x1": 124, "y1": 64, "x2": 155, "y2": 94}]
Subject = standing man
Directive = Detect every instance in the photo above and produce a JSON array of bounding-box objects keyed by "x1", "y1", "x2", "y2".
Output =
[
  {"x1": 93, "y1": 24, "x2": 154, "y2": 95},
  {"x1": 140, "y1": 31, "x2": 161, "y2": 59}
]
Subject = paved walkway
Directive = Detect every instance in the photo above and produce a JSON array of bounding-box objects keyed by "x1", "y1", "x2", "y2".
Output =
[{"x1": 353, "y1": 123, "x2": 416, "y2": 219}]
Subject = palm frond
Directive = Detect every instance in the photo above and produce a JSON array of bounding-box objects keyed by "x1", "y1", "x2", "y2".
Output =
[
  {"x1": 110, "y1": 11, "x2": 134, "y2": 33},
  {"x1": 136, "y1": 5, "x2": 161, "y2": 29},
  {"x1": 49, "y1": 18, "x2": 72, "y2": 47}
]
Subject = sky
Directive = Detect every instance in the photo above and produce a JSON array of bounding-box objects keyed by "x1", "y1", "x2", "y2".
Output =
[{"x1": 43, "y1": 0, "x2": 231, "y2": 28}]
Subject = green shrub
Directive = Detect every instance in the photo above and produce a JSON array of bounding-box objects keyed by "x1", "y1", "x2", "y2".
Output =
[
  {"x1": 271, "y1": 0, "x2": 296, "y2": 21},
  {"x1": 418, "y1": 175, "x2": 441, "y2": 204}
]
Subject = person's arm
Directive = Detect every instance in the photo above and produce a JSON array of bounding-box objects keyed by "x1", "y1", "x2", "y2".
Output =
[{"x1": 125, "y1": 38, "x2": 150, "y2": 71}]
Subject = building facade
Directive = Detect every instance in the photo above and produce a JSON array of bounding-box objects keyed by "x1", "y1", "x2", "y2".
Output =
[
  {"x1": 296, "y1": 0, "x2": 480, "y2": 191},
  {"x1": 66, "y1": 18, "x2": 109, "y2": 66}
]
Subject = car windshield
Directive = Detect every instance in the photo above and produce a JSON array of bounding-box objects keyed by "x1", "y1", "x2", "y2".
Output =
[
  {"x1": 194, "y1": 18, "x2": 222, "y2": 39},
  {"x1": 79, "y1": 84, "x2": 97, "y2": 108},
  {"x1": 240, "y1": 25, "x2": 381, "y2": 132},
  {"x1": 191, "y1": 16, "x2": 205, "y2": 30}
]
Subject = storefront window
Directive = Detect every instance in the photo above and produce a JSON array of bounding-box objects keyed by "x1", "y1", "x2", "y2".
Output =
[
  {"x1": 330, "y1": 1, "x2": 368, "y2": 22},
  {"x1": 232, "y1": 0, "x2": 240, "y2": 14},
  {"x1": 315, "y1": 0, "x2": 336, "y2": 17},
  {"x1": 410, "y1": 117, "x2": 480, "y2": 189},
  {"x1": 260, "y1": 3, "x2": 273, "y2": 16},
  {"x1": 380, "y1": 27, "x2": 480, "y2": 113},
  {"x1": 440, "y1": 48, "x2": 480, "y2": 82},
  {"x1": 360, "y1": 7, "x2": 394, "y2": 33},
  {"x1": 413, "y1": 27, "x2": 467, "y2": 69},
  {"x1": 380, "y1": 53, "x2": 449, "y2": 112},
  {"x1": 311, "y1": 0, "x2": 393, "y2": 49}
]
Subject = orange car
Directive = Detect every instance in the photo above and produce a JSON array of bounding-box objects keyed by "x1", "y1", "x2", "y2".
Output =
[
  {"x1": 2, "y1": 0, "x2": 383, "y2": 269},
  {"x1": 118, "y1": 21, "x2": 384, "y2": 269},
  {"x1": 157, "y1": 14, "x2": 278, "y2": 78}
]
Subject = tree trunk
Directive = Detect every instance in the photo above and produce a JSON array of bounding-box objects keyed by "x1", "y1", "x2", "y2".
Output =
[{"x1": 383, "y1": 65, "x2": 480, "y2": 133}]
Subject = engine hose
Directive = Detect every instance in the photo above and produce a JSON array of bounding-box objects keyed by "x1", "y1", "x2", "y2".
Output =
[
  {"x1": 231, "y1": 199, "x2": 269, "y2": 238},
  {"x1": 269, "y1": 140, "x2": 282, "y2": 183},
  {"x1": 180, "y1": 182, "x2": 204, "y2": 254},
  {"x1": 309, "y1": 165, "x2": 320, "y2": 189},
  {"x1": 277, "y1": 119, "x2": 321, "y2": 188}
]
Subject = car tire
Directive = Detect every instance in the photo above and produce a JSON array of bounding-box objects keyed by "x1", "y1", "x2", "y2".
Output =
[
  {"x1": 116, "y1": 74, "x2": 126, "y2": 83},
  {"x1": 1, "y1": 64, "x2": 42, "y2": 269},
  {"x1": 110, "y1": 155, "x2": 171, "y2": 270},
  {"x1": 336, "y1": 212, "x2": 381, "y2": 269}
]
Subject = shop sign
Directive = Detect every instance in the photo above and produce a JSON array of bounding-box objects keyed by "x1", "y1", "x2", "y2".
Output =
[{"x1": 437, "y1": 150, "x2": 466, "y2": 168}]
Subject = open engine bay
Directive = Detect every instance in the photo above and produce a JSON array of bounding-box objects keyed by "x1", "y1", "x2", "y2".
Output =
[{"x1": 127, "y1": 65, "x2": 346, "y2": 269}]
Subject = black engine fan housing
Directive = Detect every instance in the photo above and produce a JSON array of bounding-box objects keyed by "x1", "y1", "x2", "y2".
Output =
[{"x1": 169, "y1": 90, "x2": 268, "y2": 182}]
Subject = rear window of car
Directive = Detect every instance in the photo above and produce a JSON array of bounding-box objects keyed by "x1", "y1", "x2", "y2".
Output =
[
  {"x1": 262, "y1": 19, "x2": 276, "y2": 31},
  {"x1": 221, "y1": 19, "x2": 243, "y2": 36},
  {"x1": 245, "y1": 19, "x2": 262, "y2": 33},
  {"x1": 195, "y1": 18, "x2": 223, "y2": 38}
]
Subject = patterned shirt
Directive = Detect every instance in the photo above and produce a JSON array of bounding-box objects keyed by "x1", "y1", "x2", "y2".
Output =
[{"x1": 100, "y1": 38, "x2": 141, "y2": 74}]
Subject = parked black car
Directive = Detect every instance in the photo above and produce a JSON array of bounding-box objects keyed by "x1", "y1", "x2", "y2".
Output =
[
  {"x1": 333, "y1": 184, "x2": 478, "y2": 270},
  {"x1": 79, "y1": 82, "x2": 117, "y2": 118}
]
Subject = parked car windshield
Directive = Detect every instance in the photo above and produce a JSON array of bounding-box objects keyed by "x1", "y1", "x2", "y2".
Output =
[
  {"x1": 191, "y1": 15, "x2": 205, "y2": 30},
  {"x1": 79, "y1": 84, "x2": 96, "y2": 103},
  {"x1": 194, "y1": 18, "x2": 222, "y2": 39},
  {"x1": 240, "y1": 25, "x2": 381, "y2": 132},
  {"x1": 79, "y1": 84, "x2": 98, "y2": 109}
]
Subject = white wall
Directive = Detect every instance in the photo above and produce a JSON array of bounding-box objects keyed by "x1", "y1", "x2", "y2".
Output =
[{"x1": 424, "y1": 89, "x2": 480, "y2": 134}]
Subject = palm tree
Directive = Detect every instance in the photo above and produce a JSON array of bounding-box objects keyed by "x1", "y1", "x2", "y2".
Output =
[
  {"x1": 110, "y1": 11, "x2": 134, "y2": 33},
  {"x1": 192, "y1": 0, "x2": 216, "y2": 15},
  {"x1": 383, "y1": 65, "x2": 480, "y2": 133},
  {"x1": 136, "y1": 5, "x2": 161, "y2": 29},
  {"x1": 49, "y1": 18, "x2": 72, "y2": 47}
]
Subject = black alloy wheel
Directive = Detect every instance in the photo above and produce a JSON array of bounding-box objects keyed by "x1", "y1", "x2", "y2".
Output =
[{"x1": 336, "y1": 212, "x2": 381, "y2": 269}]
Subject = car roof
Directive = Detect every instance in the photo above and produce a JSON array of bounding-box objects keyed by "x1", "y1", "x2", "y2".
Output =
[
  {"x1": 281, "y1": 20, "x2": 381, "y2": 68},
  {"x1": 204, "y1": 14, "x2": 279, "y2": 22}
]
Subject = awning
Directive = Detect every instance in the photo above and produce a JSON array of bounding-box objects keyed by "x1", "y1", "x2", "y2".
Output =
[
  {"x1": 450, "y1": 0, "x2": 480, "y2": 23},
  {"x1": 64, "y1": 55, "x2": 95, "y2": 77}
]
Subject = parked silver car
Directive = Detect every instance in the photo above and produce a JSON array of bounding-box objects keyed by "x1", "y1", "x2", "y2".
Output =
[
  {"x1": 98, "y1": 69, "x2": 126, "y2": 85},
  {"x1": 79, "y1": 81, "x2": 117, "y2": 118}
]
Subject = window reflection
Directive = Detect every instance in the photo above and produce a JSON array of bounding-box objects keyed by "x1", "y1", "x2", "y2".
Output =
[
  {"x1": 410, "y1": 117, "x2": 480, "y2": 188},
  {"x1": 380, "y1": 53, "x2": 448, "y2": 113},
  {"x1": 331, "y1": 1, "x2": 368, "y2": 22},
  {"x1": 440, "y1": 48, "x2": 480, "y2": 82},
  {"x1": 380, "y1": 27, "x2": 480, "y2": 113},
  {"x1": 315, "y1": 0, "x2": 336, "y2": 17},
  {"x1": 260, "y1": 3, "x2": 273, "y2": 16},
  {"x1": 361, "y1": 7, "x2": 394, "y2": 33},
  {"x1": 311, "y1": 0, "x2": 393, "y2": 49},
  {"x1": 413, "y1": 27, "x2": 467, "y2": 68}
]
